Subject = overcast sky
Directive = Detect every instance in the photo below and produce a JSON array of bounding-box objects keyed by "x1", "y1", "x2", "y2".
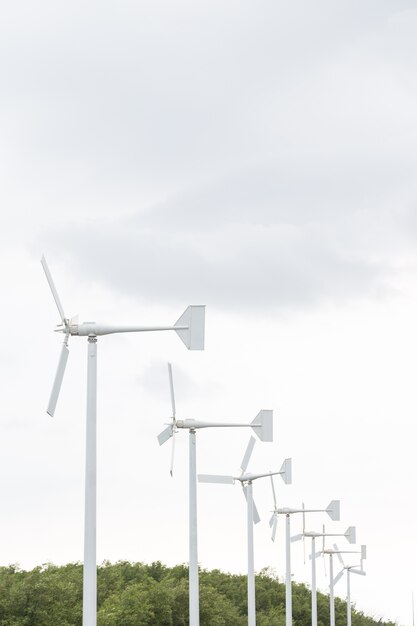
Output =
[{"x1": 1, "y1": 1, "x2": 417, "y2": 624}]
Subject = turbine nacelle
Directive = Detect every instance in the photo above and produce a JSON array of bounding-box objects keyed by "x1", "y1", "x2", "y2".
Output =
[
  {"x1": 52, "y1": 308, "x2": 204, "y2": 346},
  {"x1": 236, "y1": 458, "x2": 292, "y2": 485},
  {"x1": 174, "y1": 410, "x2": 273, "y2": 441},
  {"x1": 303, "y1": 526, "x2": 356, "y2": 543},
  {"x1": 275, "y1": 500, "x2": 339, "y2": 517}
]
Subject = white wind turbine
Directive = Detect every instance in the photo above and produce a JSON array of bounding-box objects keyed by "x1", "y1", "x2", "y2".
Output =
[
  {"x1": 293, "y1": 524, "x2": 356, "y2": 626},
  {"x1": 157, "y1": 363, "x2": 273, "y2": 626},
  {"x1": 269, "y1": 495, "x2": 340, "y2": 626},
  {"x1": 41, "y1": 256, "x2": 205, "y2": 626},
  {"x1": 199, "y1": 436, "x2": 292, "y2": 626},
  {"x1": 332, "y1": 543, "x2": 367, "y2": 626}
]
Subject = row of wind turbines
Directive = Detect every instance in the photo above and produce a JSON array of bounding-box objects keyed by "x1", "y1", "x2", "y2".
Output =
[
  {"x1": 159, "y1": 364, "x2": 367, "y2": 626},
  {"x1": 41, "y1": 256, "x2": 367, "y2": 626}
]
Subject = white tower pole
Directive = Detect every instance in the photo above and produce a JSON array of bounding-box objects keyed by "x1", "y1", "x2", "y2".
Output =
[
  {"x1": 247, "y1": 481, "x2": 256, "y2": 626},
  {"x1": 285, "y1": 514, "x2": 292, "y2": 626},
  {"x1": 83, "y1": 336, "x2": 97, "y2": 626},
  {"x1": 347, "y1": 569, "x2": 352, "y2": 626},
  {"x1": 189, "y1": 429, "x2": 199, "y2": 625},
  {"x1": 329, "y1": 553, "x2": 335, "y2": 626},
  {"x1": 311, "y1": 536, "x2": 317, "y2": 626}
]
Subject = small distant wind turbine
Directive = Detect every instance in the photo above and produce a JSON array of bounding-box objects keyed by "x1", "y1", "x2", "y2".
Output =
[
  {"x1": 269, "y1": 496, "x2": 340, "y2": 626},
  {"x1": 157, "y1": 364, "x2": 273, "y2": 626},
  {"x1": 323, "y1": 543, "x2": 366, "y2": 626},
  {"x1": 332, "y1": 543, "x2": 367, "y2": 626},
  {"x1": 41, "y1": 257, "x2": 205, "y2": 626},
  {"x1": 293, "y1": 524, "x2": 356, "y2": 626},
  {"x1": 199, "y1": 436, "x2": 292, "y2": 626}
]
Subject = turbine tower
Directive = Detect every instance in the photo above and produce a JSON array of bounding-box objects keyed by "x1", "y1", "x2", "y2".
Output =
[
  {"x1": 41, "y1": 256, "x2": 205, "y2": 626},
  {"x1": 199, "y1": 436, "x2": 292, "y2": 626},
  {"x1": 269, "y1": 496, "x2": 340, "y2": 626},
  {"x1": 157, "y1": 363, "x2": 273, "y2": 626}
]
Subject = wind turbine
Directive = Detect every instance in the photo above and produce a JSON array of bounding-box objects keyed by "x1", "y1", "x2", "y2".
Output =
[
  {"x1": 198, "y1": 436, "x2": 292, "y2": 626},
  {"x1": 332, "y1": 543, "x2": 367, "y2": 626},
  {"x1": 41, "y1": 256, "x2": 205, "y2": 626},
  {"x1": 269, "y1": 496, "x2": 340, "y2": 626},
  {"x1": 293, "y1": 524, "x2": 356, "y2": 626},
  {"x1": 157, "y1": 363, "x2": 273, "y2": 626}
]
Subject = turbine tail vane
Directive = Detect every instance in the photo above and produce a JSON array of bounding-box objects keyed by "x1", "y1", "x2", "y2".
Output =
[
  {"x1": 280, "y1": 458, "x2": 292, "y2": 484},
  {"x1": 326, "y1": 500, "x2": 340, "y2": 521},
  {"x1": 251, "y1": 409, "x2": 273, "y2": 442},
  {"x1": 345, "y1": 526, "x2": 356, "y2": 544},
  {"x1": 174, "y1": 305, "x2": 205, "y2": 350}
]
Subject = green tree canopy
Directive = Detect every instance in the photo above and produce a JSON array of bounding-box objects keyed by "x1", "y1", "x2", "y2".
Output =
[{"x1": 0, "y1": 562, "x2": 395, "y2": 626}]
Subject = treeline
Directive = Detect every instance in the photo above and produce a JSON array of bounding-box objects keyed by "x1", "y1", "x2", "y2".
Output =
[{"x1": 0, "y1": 561, "x2": 394, "y2": 626}]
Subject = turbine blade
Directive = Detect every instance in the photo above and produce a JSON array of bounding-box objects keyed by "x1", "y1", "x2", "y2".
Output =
[
  {"x1": 157, "y1": 425, "x2": 173, "y2": 446},
  {"x1": 291, "y1": 533, "x2": 303, "y2": 543},
  {"x1": 241, "y1": 484, "x2": 260, "y2": 524},
  {"x1": 47, "y1": 342, "x2": 69, "y2": 417},
  {"x1": 167, "y1": 363, "x2": 176, "y2": 418},
  {"x1": 333, "y1": 569, "x2": 344, "y2": 586},
  {"x1": 170, "y1": 430, "x2": 176, "y2": 477},
  {"x1": 269, "y1": 513, "x2": 275, "y2": 528},
  {"x1": 271, "y1": 516, "x2": 278, "y2": 542},
  {"x1": 351, "y1": 569, "x2": 366, "y2": 576},
  {"x1": 270, "y1": 475, "x2": 277, "y2": 508},
  {"x1": 241, "y1": 436, "x2": 256, "y2": 472},
  {"x1": 198, "y1": 474, "x2": 234, "y2": 484},
  {"x1": 333, "y1": 543, "x2": 345, "y2": 566},
  {"x1": 41, "y1": 256, "x2": 66, "y2": 325},
  {"x1": 361, "y1": 545, "x2": 367, "y2": 560},
  {"x1": 253, "y1": 499, "x2": 261, "y2": 524}
]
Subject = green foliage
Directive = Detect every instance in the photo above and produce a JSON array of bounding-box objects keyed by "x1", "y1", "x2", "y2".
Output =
[{"x1": 0, "y1": 562, "x2": 396, "y2": 626}]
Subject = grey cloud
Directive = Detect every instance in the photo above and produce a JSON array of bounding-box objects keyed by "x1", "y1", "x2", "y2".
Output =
[
  {"x1": 16, "y1": 0, "x2": 417, "y2": 310},
  {"x1": 2, "y1": 1, "x2": 416, "y2": 193},
  {"x1": 39, "y1": 162, "x2": 399, "y2": 312}
]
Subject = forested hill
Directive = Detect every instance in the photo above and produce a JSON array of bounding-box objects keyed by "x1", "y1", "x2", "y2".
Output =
[{"x1": 0, "y1": 561, "x2": 394, "y2": 626}]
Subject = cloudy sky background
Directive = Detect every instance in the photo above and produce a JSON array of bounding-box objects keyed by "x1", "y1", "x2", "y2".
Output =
[{"x1": 1, "y1": 1, "x2": 417, "y2": 623}]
